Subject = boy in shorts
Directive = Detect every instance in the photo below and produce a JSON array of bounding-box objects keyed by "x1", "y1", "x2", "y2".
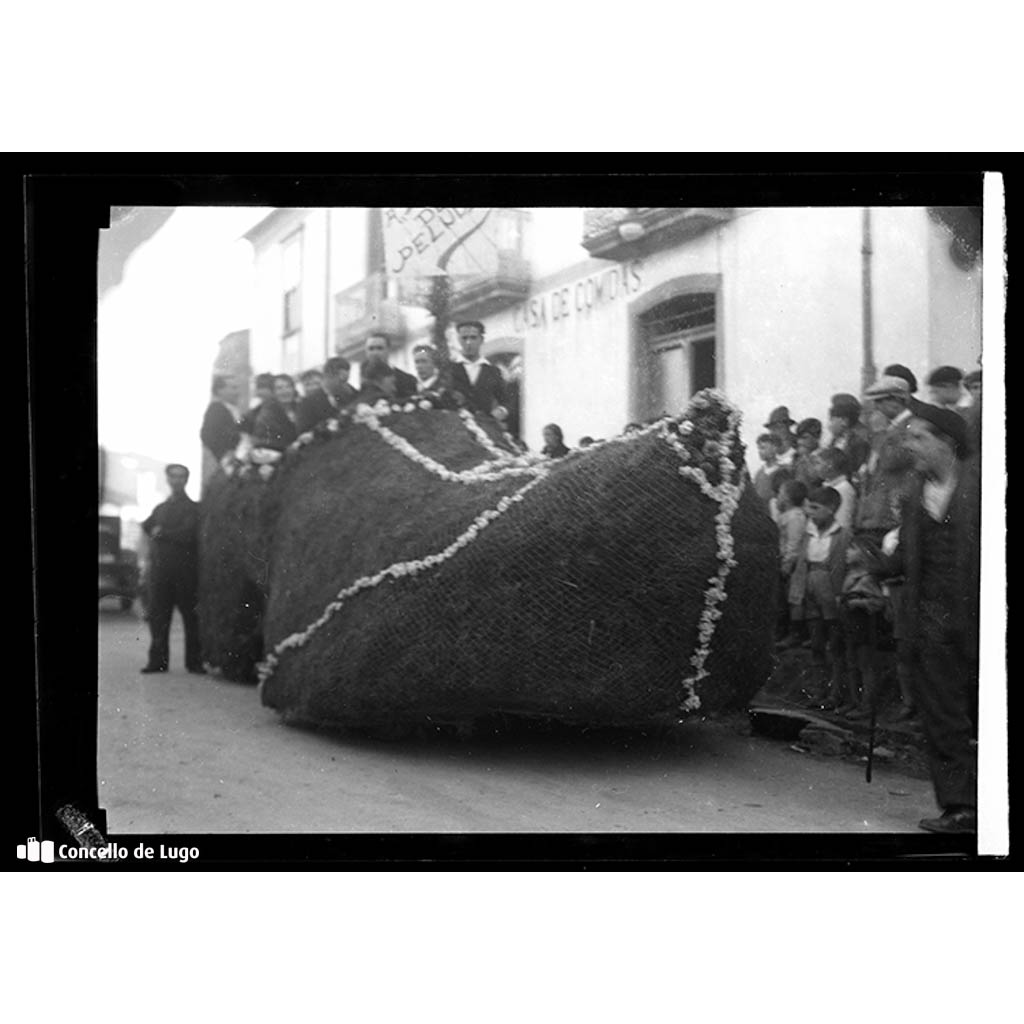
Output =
[{"x1": 788, "y1": 486, "x2": 853, "y2": 707}]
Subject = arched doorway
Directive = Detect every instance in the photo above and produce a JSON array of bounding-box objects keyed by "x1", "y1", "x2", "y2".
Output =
[{"x1": 630, "y1": 275, "x2": 721, "y2": 421}]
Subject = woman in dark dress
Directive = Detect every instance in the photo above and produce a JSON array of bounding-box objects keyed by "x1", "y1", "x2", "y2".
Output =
[{"x1": 254, "y1": 373, "x2": 299, "y2": 450}]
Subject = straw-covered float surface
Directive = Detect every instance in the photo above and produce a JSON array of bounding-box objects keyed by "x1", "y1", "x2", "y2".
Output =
[{"x1": 198, "y1": 390, "x2": 778, "y2": 733}]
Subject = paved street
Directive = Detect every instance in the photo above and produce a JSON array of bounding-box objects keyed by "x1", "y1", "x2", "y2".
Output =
[{"x1": 99, "y1": 606, "x2": 935, "y2": 833}]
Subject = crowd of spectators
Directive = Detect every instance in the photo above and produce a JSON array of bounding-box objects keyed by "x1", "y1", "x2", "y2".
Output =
[
  {"x1": 755, "y1": 361, "x2": 982, "y2": 834},
  {"x1": 196, "y1": 345, "x2": 984, "y2": 835}
]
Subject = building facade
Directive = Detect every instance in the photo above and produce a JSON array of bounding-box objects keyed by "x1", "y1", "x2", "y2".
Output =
[{"x1": 241, "y1": 206, "x2": 982, "y2": 457}]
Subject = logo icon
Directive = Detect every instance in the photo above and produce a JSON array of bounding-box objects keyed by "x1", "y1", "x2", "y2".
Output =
[{"x1": 16, "y1": 837, "x2": 55, "y2": 864}]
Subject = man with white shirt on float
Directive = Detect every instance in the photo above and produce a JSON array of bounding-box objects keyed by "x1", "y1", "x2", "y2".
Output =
[{"x1": 450, "y1": 320, "x2": 508, "y2": 423}]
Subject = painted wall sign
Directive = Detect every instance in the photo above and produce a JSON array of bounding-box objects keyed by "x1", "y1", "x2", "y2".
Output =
[{"x1": 512, "y1": 259, "x2": 643, "y2": 333}]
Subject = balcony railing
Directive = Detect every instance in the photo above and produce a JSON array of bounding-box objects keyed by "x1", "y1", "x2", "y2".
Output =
[{"x1": 333, "y1": 209, "x2": 533, "y2": 350}]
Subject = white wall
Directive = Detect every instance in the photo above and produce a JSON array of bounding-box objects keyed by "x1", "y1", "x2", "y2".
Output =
[
  {"x1": 98, "y1": 207, "x2": 263, "y2": 493},
  {"x1": 726, "y1": 207, "x2": 864, "y2": 442},
  {"x1": 927, "y1": 214, "x2": 983, "y2": 374},
  {"x1": 249, "y1": 209, "x2": 333, "y2": 379},
  {"x1": 486, "y1": 258, "x2": 644, "y2": 450},
  {"x1": 481, "y1": 207, "x2": 979, "y2": 462}
]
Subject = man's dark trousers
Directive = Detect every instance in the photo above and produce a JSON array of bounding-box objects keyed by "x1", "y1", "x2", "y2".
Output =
[
  {"x1": 146, "y1": 562, "x2": 202, "y2": 670},
  {"x1": 910, "y1": 603, "x2": 977, "y2": 810}
]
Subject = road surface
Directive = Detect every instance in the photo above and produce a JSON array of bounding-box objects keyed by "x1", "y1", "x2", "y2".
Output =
[{"x1": 98, "y1": 606, "x2": 935, "y2": 833}]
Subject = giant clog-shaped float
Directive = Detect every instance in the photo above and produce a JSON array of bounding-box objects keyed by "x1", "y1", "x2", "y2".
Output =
[{"x1": 198, "y1": 390, "x2": 779, "y2": 733}]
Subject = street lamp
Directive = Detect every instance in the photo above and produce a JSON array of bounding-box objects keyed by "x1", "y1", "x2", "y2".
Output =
[{"x1": 618, "y1": 220, "x2": 645, "y2": 242}]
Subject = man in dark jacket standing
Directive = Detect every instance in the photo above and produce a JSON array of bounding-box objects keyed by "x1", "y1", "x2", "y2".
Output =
[
  {"x1": 857, "y1": 376, "x2": 918, "y2": 537},
  {"x1": 872, "y1": 405, "x2": 981, "y2": 834},
  {"x1": 140, "y1": 464, "x2": 204, "y2": 675},
  {"x1": 449, "y1": 321, "x2": 509, "y2": 423},
  {"x1": 295, "y1": 356, "x2": 358, "y2": 433},
  {"x1": 239, "y1": 373, "x2": 275, "y2": 436},
  {"x1": 358, "y1": 333, "x2": 417, "y2": 403},
  {"x1": 200, "y1": 375, "x2": 241, "y2": 492}
]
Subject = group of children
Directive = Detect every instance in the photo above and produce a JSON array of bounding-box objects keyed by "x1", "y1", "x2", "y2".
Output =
[
  {"x1": 757, "y1": 363, "x2": 982, "y2": 721},
  {"x1": 776, "y1": 483, "x2": 889, "y2": 718}
]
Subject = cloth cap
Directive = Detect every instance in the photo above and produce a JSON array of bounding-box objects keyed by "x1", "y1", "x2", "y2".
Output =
[
  {"x1": 964, "y1": 369, "x2": 982, "y2": 386},
  {"x1": 828, "y1": 393, "x2": 862, "y2": 420},
  {"x1": 764, "y1": 405, "x2": 796, "y2": 428},
  {"x1": 864, "y1": 376, "x2": 911, "y2": 400},
  {"x1": 795, "y1": 417, "x2": 822, "y2": 438},
  {"x1": 927, "y1": 365, "x2": 963, "y2": 387},
  {"x1": 883, "y1": 364, "x2": 918, "y2": 393},
  {"x1": 911, "y1": 403, "x2": 969, "y2": 458}
]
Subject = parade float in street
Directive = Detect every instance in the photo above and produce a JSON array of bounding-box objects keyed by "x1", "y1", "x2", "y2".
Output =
[{"x1": 198, "y1": 389, "x2": 779, "y2": 735}]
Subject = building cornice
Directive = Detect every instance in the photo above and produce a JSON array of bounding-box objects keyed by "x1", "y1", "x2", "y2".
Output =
[{"x1": 243, "y1": 208, "x2": 311, "y2": 247}]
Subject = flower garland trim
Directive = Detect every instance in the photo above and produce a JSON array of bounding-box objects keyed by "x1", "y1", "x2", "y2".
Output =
[
  {"x1": 358, "y1": 410, "x2": 546, "y2": 484},
  {"x1": 257, "y1": 471, "x2": 549, "y2": 685},
  {"x1": 658, "y1": 392, "x2": 746, "y2": 716}
]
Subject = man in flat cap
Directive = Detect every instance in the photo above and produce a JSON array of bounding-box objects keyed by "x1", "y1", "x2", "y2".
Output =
[
  {"x1": 764, "y1": 406, "x2": 797, "y2": 468},
  {"x1": 927, "y1": 366, "x2": 966, "y2": 417},
  {"x1": 882, "y1": 363, "x2": 930, "y2": 417},
  {"x1": 856, "y1": 376, "x2": 920, "y2": 720},
  {"x1": 858, "y1": 376, "x2": 917, "y2": 534},
  {"x1": 868, "y1": 404, "x2": 980, "y2": 833}
]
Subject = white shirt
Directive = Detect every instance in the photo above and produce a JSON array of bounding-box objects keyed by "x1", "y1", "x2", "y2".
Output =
[
  {"x1": 775, "y1": 446, "x2": 795, "y2": 467},
  {"x1": 219, "y1": 399, "x2": 241, "y2": 422},
  {"x1": 461, "y1": 357, "x2": 490, "y2": 387},
  {"x1": 416, "y1": 374, "x2": 439, "y2": 393},
  {"x1": 923, "y1": 470, "x2": 958, "y2": 522},
  {"x1": 806, "y1": 519, "x2": 841, "y2": 563},
  {"x1": 824, "y1": 475, "x2": 857, "y2": 529}
]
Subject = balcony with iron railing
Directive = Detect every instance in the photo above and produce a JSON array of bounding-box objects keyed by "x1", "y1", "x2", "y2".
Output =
[
  {"x1": 448, "y1": 248, "x2": 531, "y2": 320},
  {"x1": 333, "y1": 209, "x2": 533, "y2": 353},
  {"x1": 582, "y1": 207, "x2": 734, "y2": 260}
]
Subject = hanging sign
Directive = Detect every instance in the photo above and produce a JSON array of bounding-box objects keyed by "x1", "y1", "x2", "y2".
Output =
[{"x1": 382, "y1": 207, "x2": 494, "y2": 277}]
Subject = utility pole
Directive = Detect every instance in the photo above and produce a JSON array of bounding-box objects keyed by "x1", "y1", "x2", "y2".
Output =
[{"x1": 861, "y1": 207, "x2": 877, "y2": 393}]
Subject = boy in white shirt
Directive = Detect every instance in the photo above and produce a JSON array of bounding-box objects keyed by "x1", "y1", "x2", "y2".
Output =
[
  {"x1": 788, "y1": 486, "x2": 853, "y2": 707},
  {"x1": 813, "y1": 447, "x2": 858, "y2": 529}
]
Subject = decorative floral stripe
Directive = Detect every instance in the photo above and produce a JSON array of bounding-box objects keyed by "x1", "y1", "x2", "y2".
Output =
[
  {"x1": 659, "y1": 392, "x2": 746, "y2": 715},
  {"x1": 352, "y1": 405, "x2": 547, "y2": 483},
  {"x1": 257, "y1": 472, "x2": 549, "y2": 685},
  {"x1": 457, "y1": 409, "x2": 518, "y2": 462}
]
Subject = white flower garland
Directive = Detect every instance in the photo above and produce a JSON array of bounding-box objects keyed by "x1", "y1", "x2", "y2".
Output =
[
  {"x1": 658, "y1": 394, "x2": 746, "y2": 715},
  {"x1": 456, "y1": 408, "x2": 518, "y2": 462},
  {"x1": 352, "y1": 406, "x2": 546, "y2": 484},
  {"x1": 245, "y1": 389, "x2": 748, "y2": 721},
  {"x1": 257, "y1": 471, "x2": 549, "y2": 685}
]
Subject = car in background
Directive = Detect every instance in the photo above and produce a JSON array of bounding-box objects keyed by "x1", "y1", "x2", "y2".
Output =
[{"x1": 99, "y1": 514, "x2": 140, "y2": 611}]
